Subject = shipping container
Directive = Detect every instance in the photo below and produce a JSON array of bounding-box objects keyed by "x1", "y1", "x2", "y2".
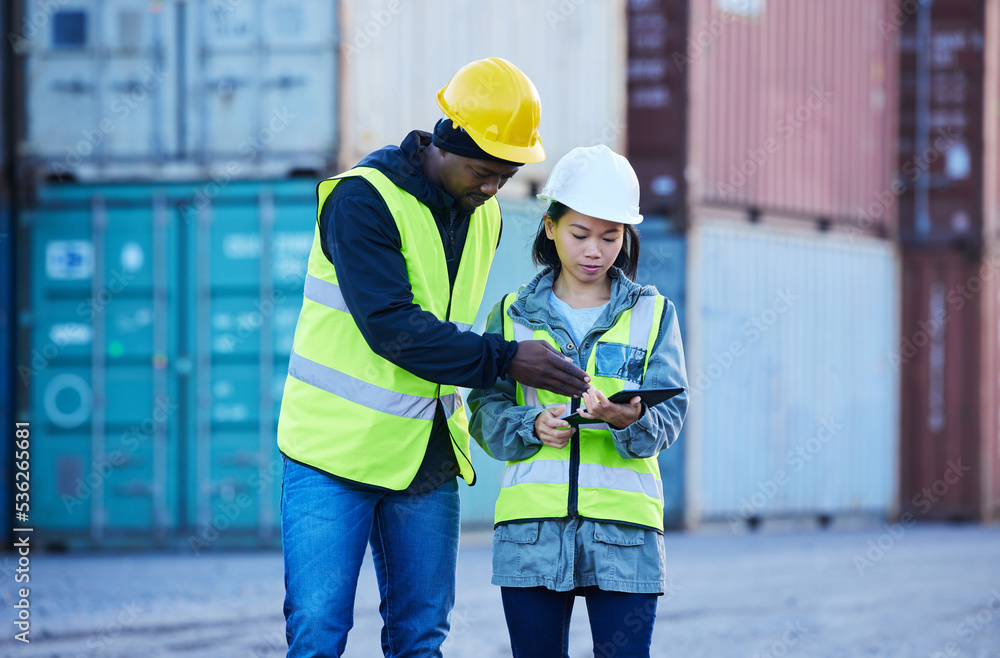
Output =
[
  {"x1": 26, "y1": 185, "x2": 183, "y2": 548},
  {"x1": 459, "y1": 199, "x2": 689, "y2": 529},
  {"x1": 460, "y1": 198, "x2": 543, "y2": 527},
  {"x1": 1, "y1": 0, "x2": 13, "y2": 544},
  {"x1": 0, "y1": 196, "x2": 11, "y2": 543},
  {"x1": 684, "y1": 0, "x2": 898, "y2": 231},
  {"x1": 182, "y1": 181, "x2": 315, "y2": 550},
  {"x1": 26, "y1": 185, "x2": 613, "y2": 546},
  {"x1": 337, "y1": 0, "x2": 626, "y2": 195},
  {"x1": 684, "y1": 216, "x2": 900, "y2": 527},
  {"x1": 635, "y1": 222, "x2": 688, "y2": 529},
  {"x1": 20, "y1": 0, "x2": 338, "y2": 182},
  {"x1": 986, "y1": 0, "x2": 1000, "y2": 246},
  {"x1": 183, "y1": 0, "x2": 339, "y2": 178},
  {"x1": 898, "y1": 250, "x2": 1000, "y2": 522},
  {"x1": 21, "y1": 0, "x2": 180, "y2": 180},
  {"x1": 627, "y1": 0, "x2": 689, "y2": 220},
  {"x1": 897, "y1": 0, "x2": 999, "y2": 248},
  {"x1": 23, "y1": 179, "x2": 314, "y2": 549}
]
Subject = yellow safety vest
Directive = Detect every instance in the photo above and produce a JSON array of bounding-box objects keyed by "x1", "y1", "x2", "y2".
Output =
[
  {"x1": 277, "y1": 166, "x2": 500, "y2": 489},
  {"x1": 495, "y1": 291, "x2": 666, "y2": 529}
]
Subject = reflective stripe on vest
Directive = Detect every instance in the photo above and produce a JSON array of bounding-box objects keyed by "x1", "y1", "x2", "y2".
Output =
[
  {"x1": 495, "y1": 290, "x2": 666, "y2": 529},
  {"x1": 304, "y1": 274, "x2": 474, "y2": 334},
  {"x1": 501, "y1": 460, "x2": 663, "y2": 500},
  {"x1": 287, "y1": 349, "x2": 462, "y2": 421},
  {"x1": 277, "y1": 167, "x2": 498, "y2": 490}
]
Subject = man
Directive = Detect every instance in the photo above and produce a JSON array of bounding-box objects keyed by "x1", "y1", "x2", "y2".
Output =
[{"x1": 277, "y1": 57, "x2": 590, "y2": 657}]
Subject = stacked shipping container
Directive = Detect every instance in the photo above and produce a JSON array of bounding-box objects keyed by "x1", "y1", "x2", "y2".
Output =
[
  {"x1": 336, "y1": 0, "x2": 627, "y2": 194},
  {"x1": 899, "y1": 252, "x2": 1000, "y2": 522},
  {"x1": 20, "y1": 0, "x2": 339, "y2": 181},
  {"x1": 897, "y1": 0, "x2": 993, "y2": 248},
  {"x1": 17, "y1": 0, "x2": 338, "y2": 548},
  {"x1": 25, "y1": 181, "x2": 314, "y2": 549},
  {"x1": 1, "y1": 0, "x2": 14, "y2": 544},
  {"x1": 627, "y1": 0, "x2": 689, "y2": 221},
  {"x1": 19, "y1": 0, "x2": 636, "y2": 547},
  {"x1": 18, "y1": 0, "x2": 997, "y2": 547},
  {"x1": 896, "y1": 0, "x2": 1000, "y2": 522},
  {"x1": 684, "y1": 0, "x2": 898, "y2": 233},
  {"x1": 684, "y1": 220, "x2": 898, "y2": 525},
  {"x1": 628, "y1": 0, "x2": 903, "y2": 527}
]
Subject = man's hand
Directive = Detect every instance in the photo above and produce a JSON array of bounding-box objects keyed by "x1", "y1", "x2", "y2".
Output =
[
  {"x1": 577, "y1": 387, "x2": 643, "y2": 430},
  {"x1": 508, "y1": 340, "x2": 590, "y2": 397},
  {"x1": 534, "y1": 405, "x2": 574, "y2": 449}
]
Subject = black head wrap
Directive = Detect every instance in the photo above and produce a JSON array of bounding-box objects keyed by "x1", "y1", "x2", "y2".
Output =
[{"x1": 431, "y1": 118, "x2": 524, "y2": 167}]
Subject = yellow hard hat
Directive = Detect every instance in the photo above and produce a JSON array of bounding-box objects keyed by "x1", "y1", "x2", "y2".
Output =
[{"x1": 436, "y1": 57, "x2": 545, "y2": 164}]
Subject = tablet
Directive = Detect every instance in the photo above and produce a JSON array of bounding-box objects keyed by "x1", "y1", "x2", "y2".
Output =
[{"x1": 559, "y1": 387, "x2": 685, "y2": 427}]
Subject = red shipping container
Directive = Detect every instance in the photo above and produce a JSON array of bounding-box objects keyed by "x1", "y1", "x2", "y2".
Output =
[
  {"x1": 627, "y1": 0, "x2": 689, "y2": 219},
  {"x1": 897, "y1": 0, "x2": 997, "y2": 248},
  {"x1": 898, "y1": 250, "x2": 1000, "y2": 522},
  {"x1": 985, "y1": 0, "x2": 1000, "y2": 245},
  {"x1": 683, "y1": 0, "x2": 897, "y2": 230}
]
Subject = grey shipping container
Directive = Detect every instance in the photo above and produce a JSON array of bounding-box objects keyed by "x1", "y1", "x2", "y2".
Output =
[
  {"x1": 684, "y1": 215, "x2": 900, "y2": 527},
  {"x1": 19, "y1": 0, "x2": 338, "y2": 182},
  {"x1": 336, "y1": 0, "x2": 627, "y2": 197}
]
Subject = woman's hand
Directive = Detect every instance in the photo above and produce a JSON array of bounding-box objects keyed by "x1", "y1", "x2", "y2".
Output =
[
  {"x1": 577, "y1": 387, "x2": 642, "y2": 430},
  {"x1": 533, "y1": 405, "x2": 575, "y2": 449}
]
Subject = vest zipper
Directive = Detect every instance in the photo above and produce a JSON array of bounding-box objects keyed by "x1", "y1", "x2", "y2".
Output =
[{"x1": 568, "y1": 397, "x2": 581, "y2": 518}]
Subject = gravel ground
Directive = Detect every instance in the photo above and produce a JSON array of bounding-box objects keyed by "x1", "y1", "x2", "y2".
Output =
[{"x1": 0, "y1": 523, "x2": 998, "y2": 657}]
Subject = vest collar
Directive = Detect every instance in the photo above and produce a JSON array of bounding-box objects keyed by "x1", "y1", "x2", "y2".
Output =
[
  {"x1": 509, "y1": 266, "x2": 652, "y2": 328},
  {"x1": 356, "y1": 130, "x2": 464, "y2": 215}
]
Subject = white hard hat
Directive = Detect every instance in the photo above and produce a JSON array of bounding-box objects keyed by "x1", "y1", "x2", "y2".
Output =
[{"x1": 537, "y1": 145, "x2": 643, "y2": 225}]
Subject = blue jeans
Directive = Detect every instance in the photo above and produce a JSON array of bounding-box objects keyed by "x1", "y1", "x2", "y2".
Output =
[
  {"x1": 281, "y1": 456, "x2": 460, "y2": 657},
  {"x1": 501, "y1": 586, "x2": 658, "y2": 658}
]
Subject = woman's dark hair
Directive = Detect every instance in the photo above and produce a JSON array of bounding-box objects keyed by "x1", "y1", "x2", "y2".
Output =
[{"x1": 531, "y1": 201, "x2": 641, "y2": 281}]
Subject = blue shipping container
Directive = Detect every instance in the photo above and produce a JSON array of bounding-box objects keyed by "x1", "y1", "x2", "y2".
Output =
[
  {"x1": 26, "y1": 185, "x2": 182, "y2": 547},
  {"x1": 1, "y1": 199, "x2": 12, "y2": 541},
  {"x1": 24, "y1": 180, "x2": 314, "y2": 549},
  {"x1": 26, "y1": 186, "x2": 691, "y2": 546},
  {"x1": 182, "y1": 182, "x2": 315, "y2": 551},
  {"x1": 635, "y1": 223, "x2": 687, "y2": 530}
]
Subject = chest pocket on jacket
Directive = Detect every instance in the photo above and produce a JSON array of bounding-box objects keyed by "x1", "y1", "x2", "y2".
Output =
[{"x1": 593, "y1": 342, "x2": 646, "y2": 386}]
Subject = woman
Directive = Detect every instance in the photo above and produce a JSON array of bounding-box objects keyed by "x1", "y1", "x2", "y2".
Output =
[{"x1": 469, "y1": 145, "x2": 689, "y2": 657}]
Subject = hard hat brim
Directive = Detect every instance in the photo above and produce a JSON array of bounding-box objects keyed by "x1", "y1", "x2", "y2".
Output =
[{"x1": 536, "y1": 192, "x2": 644, "y2": 225}]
